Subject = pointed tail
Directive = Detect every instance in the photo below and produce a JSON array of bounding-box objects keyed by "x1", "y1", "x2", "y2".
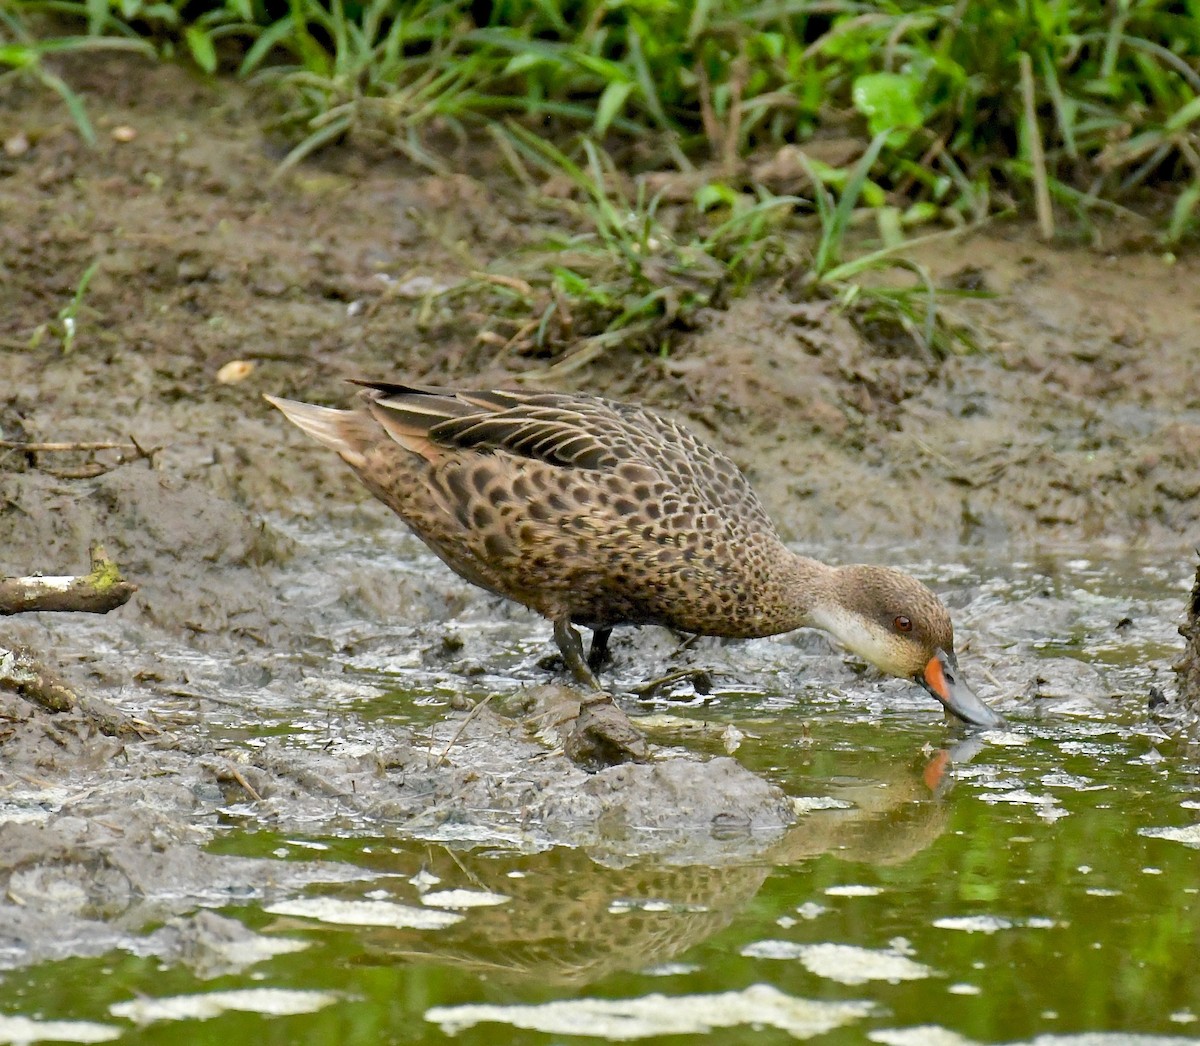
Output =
[{"x1": 263, "y1": 395, "x2": 377, "y2": 469}]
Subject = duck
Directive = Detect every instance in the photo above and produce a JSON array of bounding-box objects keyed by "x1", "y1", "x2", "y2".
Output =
[{"x1": 265, "y1": 380, "x2": 1004, "y2": 729}]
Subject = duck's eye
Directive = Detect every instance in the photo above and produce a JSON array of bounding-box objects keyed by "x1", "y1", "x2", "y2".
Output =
[{"x1": 894, "y1": 615, "x2": 913, "y2": 633}]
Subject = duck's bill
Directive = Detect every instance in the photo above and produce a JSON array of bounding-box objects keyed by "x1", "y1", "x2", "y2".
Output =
[{"x1": 917, "y1": 649, "x2": 1005, "y2": 728}]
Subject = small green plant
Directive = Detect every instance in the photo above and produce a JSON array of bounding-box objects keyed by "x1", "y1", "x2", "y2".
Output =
[
  {"x1": 57, "y1": 259, "x2": 101, "y2": 354},
  {"x1": 24, "y1": 257, "x2": 102, "y2": 352},
  {"x1": 416, "y1": 127, "x2": 973, "y2": 373},
  {"x1": 0, "y1": 6, "x2": 153, "y2": 143}
]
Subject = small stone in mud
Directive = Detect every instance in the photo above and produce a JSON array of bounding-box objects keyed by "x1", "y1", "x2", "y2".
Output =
[
  {"x1": 562, "y1": 697, "x2": 650, "y2": 770},
  {"x1": 945, "y1": 264, "x2": 990, "y2": 292},
  {"x1": 215, "y1": 359, "x2": 255, "y2": 384}
]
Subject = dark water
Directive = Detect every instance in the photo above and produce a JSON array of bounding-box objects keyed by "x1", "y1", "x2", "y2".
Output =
[{"x1": 2, "y1": 547, "x2": 1199, "y2": 1045}]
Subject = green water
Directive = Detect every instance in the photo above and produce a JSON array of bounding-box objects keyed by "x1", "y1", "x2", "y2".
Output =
[
  {"x1": 3, "y1": 551, "x2": 1199, "y2": 1045},
  {"x1": 6, "y1": 717, "x2": 1200, "y2": 1044}
]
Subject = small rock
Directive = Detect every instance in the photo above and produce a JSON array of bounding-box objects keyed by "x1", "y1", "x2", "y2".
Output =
[
  {"x1": 215, "y1": 360, "x2": 255, "y2": 384},
  {"x1": 563, "y1": 696, "x2": 649, "y2": 770}
]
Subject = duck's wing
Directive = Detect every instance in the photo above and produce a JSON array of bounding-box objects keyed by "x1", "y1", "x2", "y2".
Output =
[
  {"x1": 357, "y1": 382, "x2": 630, "y2": 471},
  {"x1": 601, "y1": 399, "x2": 780, "y2": 534},
  {"x1": 356, "y1": 381, "x2": 779, "y2": 535}
]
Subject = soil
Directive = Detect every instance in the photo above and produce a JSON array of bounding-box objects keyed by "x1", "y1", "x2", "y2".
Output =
[{"x1": 2, "y1": 56, "x2": 1199, "y2": 972}]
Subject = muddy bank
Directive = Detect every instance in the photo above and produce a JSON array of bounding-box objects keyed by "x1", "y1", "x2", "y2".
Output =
[
  {"x1": 4, "y1": 59, "x2": 1200, "y2": 547},
  {"x1": 1, "y1": 672, "x2": 964, "y2": 976},
  {"x1": 0, "y1": 673, "x2": 802, "y2": 972},
  {"x1": 2, "y1": 53, "x2": 1200, "y2": 976}
]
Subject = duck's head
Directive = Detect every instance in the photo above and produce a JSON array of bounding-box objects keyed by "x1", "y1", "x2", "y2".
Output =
[{"x1": 811, "y1": 564, "x2": 1004, "y2": 729}]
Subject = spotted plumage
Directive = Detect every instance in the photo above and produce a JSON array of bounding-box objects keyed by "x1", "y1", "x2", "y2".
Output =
[{"x1": 265, "y1": 380, "x2": 1004, "y2": 728}]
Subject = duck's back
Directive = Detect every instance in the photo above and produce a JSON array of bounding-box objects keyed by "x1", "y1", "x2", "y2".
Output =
[{"x1": 354, "y1": 384, "x2": 794, "y2": 637}]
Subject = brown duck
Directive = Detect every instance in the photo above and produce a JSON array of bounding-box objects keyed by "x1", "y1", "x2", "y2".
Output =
[{"x1": 266, "y1": 381, "x2": 1003, "y2": 728}]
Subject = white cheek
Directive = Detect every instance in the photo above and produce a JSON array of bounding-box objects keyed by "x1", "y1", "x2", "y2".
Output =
[{"x1": 809, "y1": 607, "x2": 900, "y2": 674}]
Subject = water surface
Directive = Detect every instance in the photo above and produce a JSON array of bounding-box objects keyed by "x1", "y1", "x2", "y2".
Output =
[{"x1": 2, "y1": 546, "x2": 1198, "y2": 1045}]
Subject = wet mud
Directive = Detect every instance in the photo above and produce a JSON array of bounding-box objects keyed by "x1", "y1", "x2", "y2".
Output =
[{"x1": 2, "y1": 56, "x2": 1199, "y2": 975}]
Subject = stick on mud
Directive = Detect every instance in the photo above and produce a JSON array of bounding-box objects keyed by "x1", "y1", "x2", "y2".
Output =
[
  {"x1": 0, "y1": 641, "x2": 146, "y2": 736},
  {"x1": 0, "y1": 543, "x2": 138, "y2": 616},
  {"x1": 0, "y1": 545, "x2": 143, "y2": 735}
]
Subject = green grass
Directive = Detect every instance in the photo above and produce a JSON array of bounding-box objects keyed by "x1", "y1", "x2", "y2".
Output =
[
  {"x1": 414, "y1": 124, "x2": 975, "y2": 367},
  {"x1": 4, "y1": 0, "x2": 1198, "y2": 365},
  {"x1": 425, "y1": 122, "x2": 788, "y2": 371},
  {"x1": 8, "y1": 1, "x2": 1200, "y2": 231},
  {"x1": 0, "y1": 4, "x2": 153, "y2": 144},
  {"x1": 254, "y1": 1, "x2": 1200, "y2": 240}
]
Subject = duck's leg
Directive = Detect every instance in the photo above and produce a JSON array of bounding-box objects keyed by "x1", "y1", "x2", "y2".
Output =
[
  {"x1": 553, "y1": 616, "x2": 603, "y2": 691},
  {"x1": 587, "y1": 627, "x2": 612, "y2": 673}
]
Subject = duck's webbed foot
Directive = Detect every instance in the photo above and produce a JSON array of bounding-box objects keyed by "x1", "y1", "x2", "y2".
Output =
[{"x1": 553, "y1": 616, "x2": 603, "y2": 691}]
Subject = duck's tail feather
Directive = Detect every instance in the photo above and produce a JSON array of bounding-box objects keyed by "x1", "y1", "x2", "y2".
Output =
[{"x1": 264, "y1": 395, "x2": 375, "y2": 469}]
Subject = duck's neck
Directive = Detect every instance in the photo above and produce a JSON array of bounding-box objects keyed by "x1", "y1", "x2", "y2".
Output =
[
  {"x1": 770, "y1": 552, "x2": 921, "y2": 679},
  {"x1": 745, "y1": 549, "x2": 840, "y2": 637}
]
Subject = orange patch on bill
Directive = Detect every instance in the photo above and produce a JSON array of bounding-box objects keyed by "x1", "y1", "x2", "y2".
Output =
[{"x1": 923, "y1": 655, "x2": 949, "y2": 700}]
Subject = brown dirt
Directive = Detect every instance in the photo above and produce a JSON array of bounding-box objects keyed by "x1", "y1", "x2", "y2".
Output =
[
  {"x1": 5, "y1": 58, "x2": 1200, "y2": 551},
  {"x1": 1, "y1": 53, "x2": 1199, "y2": 969}
]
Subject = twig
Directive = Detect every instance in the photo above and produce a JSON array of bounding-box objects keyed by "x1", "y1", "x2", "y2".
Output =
[
  {"x1": 469, "y1": 271, "x2": 535, "y2": 298},
  {"x1": 631, "y1": 667, "x2": 714, "y2": 698},
  {"x1": 226, "y1": 764, "x2": 264, "y2": 802},
  {"x1": 0, "y1": 544, "x2": 137, "y2": 616},
  {"x1": 434, "y1": 694, "x2": 494, "y2": 766},
  {"x1": 0, "y1": 440, "x2": 140, "y2": 452},
  {"x1": 723, "y1": 52, "x2": 748, "y2": 175},
  {"x1": 0, "y1": 642, "x2": 148, "y2": 737},
  {"x1": 1019, "y1": 51, "x2": 1055, "y2": 241},
  {"x1": 696, "y1": 62, "x2": 721, "y2": 164},
  {"x1": 1, "y1": 435, "x2": 161, "y2": 479}
]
